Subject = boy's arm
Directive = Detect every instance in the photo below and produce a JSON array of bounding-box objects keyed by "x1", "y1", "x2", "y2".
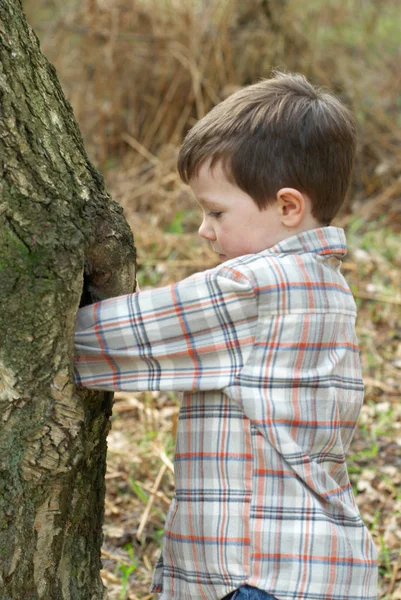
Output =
[{"x1": 75, "y1": 265, "x2": 257, "y2": 391}]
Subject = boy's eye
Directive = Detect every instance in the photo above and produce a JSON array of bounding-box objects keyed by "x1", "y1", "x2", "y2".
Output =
[{"x1": 209, "y1": 211, "x2": 222, "y2": 219}]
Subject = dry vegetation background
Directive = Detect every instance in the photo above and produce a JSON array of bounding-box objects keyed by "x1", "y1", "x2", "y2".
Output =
[{"x1": 24, "y1": 0, "x2": 401, "y2": 598}]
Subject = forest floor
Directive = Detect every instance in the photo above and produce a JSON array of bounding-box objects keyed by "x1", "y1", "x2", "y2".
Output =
[{"x1": 99, "y1": 162, "x2": 401, "y2": 600}]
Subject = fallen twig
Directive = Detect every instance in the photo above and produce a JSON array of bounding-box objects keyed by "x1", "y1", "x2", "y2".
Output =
[
  {"x1": 354, "y1": 291, "x2": 401, "y2": 305},
  {"x1": 389, "y1": 553, "x2": 401, "y2": 595},
  {"x1": 136, "y1": 464, "x2": 168, "y2": 542},
  {"x1": 363, "y1": 377, "x2": 399, "y2": 395}
]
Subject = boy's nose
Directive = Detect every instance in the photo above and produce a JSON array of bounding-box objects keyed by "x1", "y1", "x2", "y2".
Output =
[{"x1": 198, "y1": 219, "x2": 216, "y2": 241}]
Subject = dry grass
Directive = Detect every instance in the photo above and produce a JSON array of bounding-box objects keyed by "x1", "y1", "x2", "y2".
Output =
[
  {"x1": 29, "y1": 0, "x2": 294, "y2": 164},
  {"x1": 23, "y1": 0, "x2": 401, "y2": 597}
]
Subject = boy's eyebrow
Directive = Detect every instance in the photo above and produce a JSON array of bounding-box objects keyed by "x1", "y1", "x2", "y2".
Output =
[{"x1": 196, "y1": 196, "x2": 224, "y2": 209}]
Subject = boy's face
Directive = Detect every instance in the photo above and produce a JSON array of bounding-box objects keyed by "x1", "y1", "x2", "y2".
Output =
[{"x1": 190, "y1": 160, "x2": 288, "y2": 261}]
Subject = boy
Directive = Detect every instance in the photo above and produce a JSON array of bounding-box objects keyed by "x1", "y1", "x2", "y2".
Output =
[{"x1": 75, "y1": 72, "x2": 378, "y2": 600}]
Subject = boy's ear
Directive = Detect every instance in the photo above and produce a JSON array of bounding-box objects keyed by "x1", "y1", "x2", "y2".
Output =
[{"x1": 276, "y1": 188, "x2": 306, "y2": 227}]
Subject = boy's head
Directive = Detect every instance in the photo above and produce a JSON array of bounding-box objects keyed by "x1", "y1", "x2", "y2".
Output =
[{"x1": 178, "y1": 71, "x2": 357, "y2": 227}]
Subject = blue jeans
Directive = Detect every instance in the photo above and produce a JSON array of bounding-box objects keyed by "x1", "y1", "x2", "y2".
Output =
[{"x1": 223, "y1": 585, "x2": 277, "y2": 600}]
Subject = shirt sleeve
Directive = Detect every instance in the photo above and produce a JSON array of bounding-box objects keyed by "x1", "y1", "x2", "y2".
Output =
[{"x1": 74, "y1": 264, "x2": 257, "y2": 391}]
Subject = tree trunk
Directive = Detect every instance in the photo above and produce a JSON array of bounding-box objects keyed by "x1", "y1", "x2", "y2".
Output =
[{"x1": 0, "y1": 1, "x2": 136, "y2": 598}]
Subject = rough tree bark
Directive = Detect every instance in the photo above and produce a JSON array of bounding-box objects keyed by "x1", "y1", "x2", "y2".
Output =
[{"x1": 0, "y1": 1, "x2": 136, "y2": 598}]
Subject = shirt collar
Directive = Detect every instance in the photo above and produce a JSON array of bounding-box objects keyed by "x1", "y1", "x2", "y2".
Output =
[{"x1": 264, "y1": 226, "x2": 347, "y2": 258}]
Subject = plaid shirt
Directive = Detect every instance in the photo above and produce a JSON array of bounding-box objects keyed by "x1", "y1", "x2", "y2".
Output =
[{"x1": 75, "y1": 227, "x2": 377, "y2": 600}]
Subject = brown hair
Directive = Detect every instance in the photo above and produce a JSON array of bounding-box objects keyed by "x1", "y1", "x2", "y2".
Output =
[{"x1": 177, "y1": 72, "x2": 357, "y2": 224}]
